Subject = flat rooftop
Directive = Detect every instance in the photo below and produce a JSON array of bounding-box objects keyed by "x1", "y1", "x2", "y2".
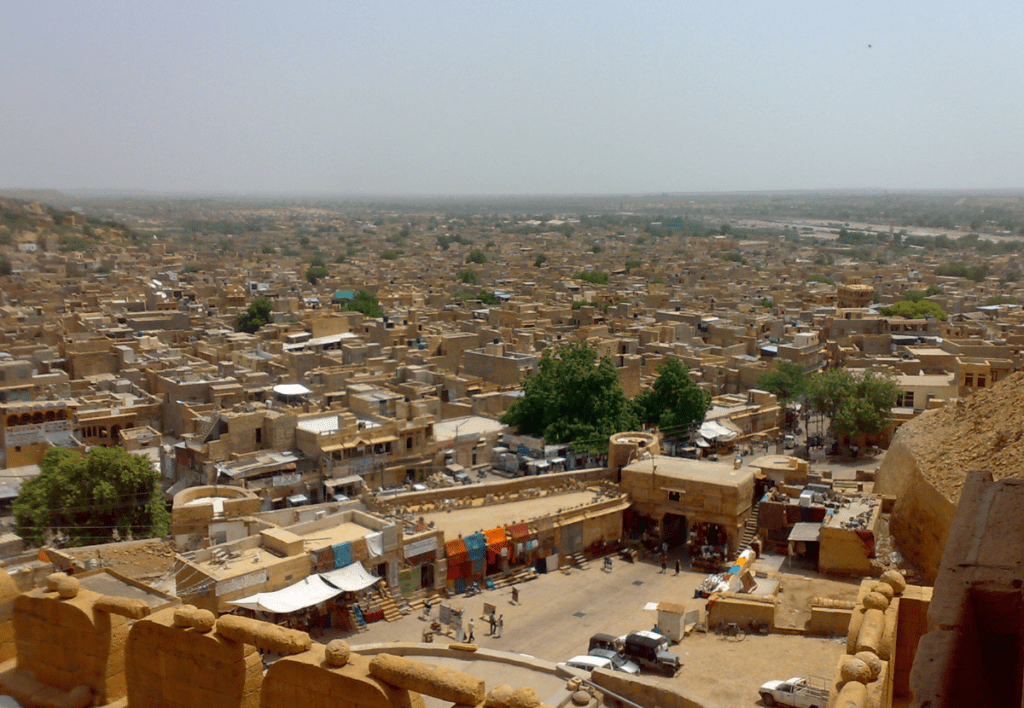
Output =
[
  {"x1": 623, "y1": 455, "x2": 754, "y2": 488},
  {"x1": 418, "y1": 489, "x2": 611, "y2": 538},
  {"x1": 298, "y1": 521, "x2": 372, "y2": 549}
]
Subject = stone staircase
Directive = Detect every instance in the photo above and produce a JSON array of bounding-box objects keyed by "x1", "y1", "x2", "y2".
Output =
[
  {"x1": 490, "y1": 567, "x2": 537, "y2": 589},
  {"x1": 375, "y1": 588, "x2": 404, "y2": 622},
  {"x1": 195, "y1": 406, "x2": 221, "y2": 442},
  {"x1": 739, "y1": 501, "x2": 761, "y2": 550}
]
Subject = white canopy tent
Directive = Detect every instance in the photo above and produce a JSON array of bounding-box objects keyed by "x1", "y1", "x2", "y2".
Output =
[
  {"x1": 230, "y1": 574, "x2": 342, "y2": 614},
  {"x1": 699, "y1": 420, "x2": 739, "y2": 442},
  {"x1": 320, "y1": 562, "x2": 382, "y2": 593}
]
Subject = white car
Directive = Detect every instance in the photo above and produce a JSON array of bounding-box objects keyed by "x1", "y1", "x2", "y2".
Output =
[
  {"x1": 562, "y1": 655, "x2": 613, "y2": 674},
  {"x1": 588, "y1": 647, "x2": 640, "y2": 675},
  {"x1": 759, "y1": 676, "x2": 829, "y2": 708}
]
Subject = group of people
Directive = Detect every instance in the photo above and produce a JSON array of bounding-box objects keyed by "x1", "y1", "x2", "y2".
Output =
[{"x1": 466, "y1": 610, "x2": 504, "y2": 642}]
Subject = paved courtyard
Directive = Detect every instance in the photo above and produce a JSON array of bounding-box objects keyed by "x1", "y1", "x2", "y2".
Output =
[{"x1": 322, "y1": 553, "x2": 847, "y2": 707}]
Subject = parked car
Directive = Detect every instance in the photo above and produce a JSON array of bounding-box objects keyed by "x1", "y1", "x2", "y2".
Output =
[
  {"x1": 587, "y1": 647, "x2": 640, "y2": 675},
  {"x1": 619, "y1": 631, "x2": 681, "y2": 677},
  {"x1": 588, "y1": 633, "x2": 618, "y2": 653},
  {"x1": 759, "y1": 676, "x2": 829, "y2": 707},
  {"x1": 561, "y1": 655, "x2": 613, "y2": 675}
]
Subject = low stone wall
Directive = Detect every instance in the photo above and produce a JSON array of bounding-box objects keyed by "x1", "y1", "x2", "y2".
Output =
[
  {"x1": 807, "y1": 606, "x2": 853, "y2": 637},
  {"x1": 706, "y1": 593, "x2": 777, "y2": 630},
  {"x1": 2, "y1": 572, "x2": 150, "y2": 708},
  {"x1": 592, "y1": 667, "x2": 728, "y2": 708}
]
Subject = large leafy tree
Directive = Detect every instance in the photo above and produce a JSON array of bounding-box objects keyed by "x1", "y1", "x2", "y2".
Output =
[
  {"x1": 500, "y1": 340, "x2": 638, "y2": 452},
  {"x1": 806, "y1": 368, "x2": 901, "y2": 440},
  {"x1": 236, "y1": 296, "x2": 274, "y2": 334},
  {"x1": 757, "y1": 360, "x2": 807, "y2": 431},
  {"x1": 14, "y1": 447, "x2": 170, "y2": 547},
  {"x1": 634, "y1": 358, "x2": 711, "y2": 434},
  {"x1": 831, "y1": 370, "x2": 903, "y2": 437}
]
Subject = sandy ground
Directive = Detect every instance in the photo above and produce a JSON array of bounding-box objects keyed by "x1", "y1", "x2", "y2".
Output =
[{"x1": 321, "y1": 552, "x2": 847, "y2": 707}]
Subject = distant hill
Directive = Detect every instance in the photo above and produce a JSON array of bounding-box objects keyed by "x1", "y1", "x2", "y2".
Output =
[
  {"x1": 0, "y1": 189, "x2": 68, "y2": 203},
  {"x1": 0, "y1": 196, "x2": 141, "y2": 251}
]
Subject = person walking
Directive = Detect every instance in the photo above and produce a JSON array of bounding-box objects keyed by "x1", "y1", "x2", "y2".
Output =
[
  {"x1": 497, "y1": 614, "x2": 504, "y2": 638},
  {"x1": 674, "y1": 558, "x2": 681, "y2": 575},
  {"x1": 511, "y1": 586, "x2": 519, "y2": 604},
  {"x1": 467, "y1": 617, "x2": 475, "y2": 643},
  {"x1": 660, "y1": 555, "x2": 667, "y2": 573},
  {"x1": 489, "y1": 611, "x2": 497, "y2": 635}
]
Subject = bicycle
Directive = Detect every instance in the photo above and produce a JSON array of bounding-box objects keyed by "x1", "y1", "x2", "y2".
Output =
[{"x1": 720, "y1": 622, "x2": 746, "y2": 641}]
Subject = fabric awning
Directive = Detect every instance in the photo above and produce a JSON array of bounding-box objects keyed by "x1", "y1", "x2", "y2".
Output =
[
  {"x1": 484, "y1": 527, "x2": 508, "y2": 550},
  {"x1": 320, "y1": 563, "x2": 382, "y2": 592},
  {"x1": 464, "y1": 533, "x2": 487, "y2": 562},
  {"x1": 230, "y1": 575, "x2": 341, "y2": 614},
  {"x1": 509, "y1": 522, "x2": 531, "y2": 543},
  {"x1": 699, "y1": 420, "x2": 739, "y2": 442},
  {"x1": 445, "y1": 538, "x2": 468, "y2": 564}
]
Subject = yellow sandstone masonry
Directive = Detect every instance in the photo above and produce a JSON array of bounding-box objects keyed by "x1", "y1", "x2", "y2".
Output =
[
  {"x1": 262, "y1": 644, "x2": 424, "y2": 708},
  {"x1": 368, "y1": 653, "x2": 486, "y2": 706}
]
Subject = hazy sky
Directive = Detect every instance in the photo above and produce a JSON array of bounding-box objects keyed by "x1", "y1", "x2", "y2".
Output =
[{"x1": 3, "y1": 2, "x2": 1022, "y2": 195}]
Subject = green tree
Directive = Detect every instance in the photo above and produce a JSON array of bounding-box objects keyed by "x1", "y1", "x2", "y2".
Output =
[
  {"x1": 458, "y1": 268, "x2": 477, "y2": 285},
  {"x1": 467, "y1": 249, "x2": 487, "y2": 264},
  {"x1": 757, "y1": 361, "x2": 807, "y2": 430},
  {"x1": 634, "y1": 359, "x2": 711, "y2": 434},
  {"x1": 806, "y1": 369, "x2": 901, "y2": 440},
  {"x1": 338, "y1": 289, "x2": 384, "y2": 318},
  {"x1": 305, "y1": 265, "x2": 330, "y2": 284},
  {"x1": 574, "y1": 270, "x2": 609, "y2": 285},
  {"x1": 879, "y1": 300, "x2": 947, "y2": 321},
  {"x1": 310, "y1": 254, "x2": 326, "y2": 268},
  {"x1": 380, "y1": 249, "x2": 400, "y2": 260},
  {"x1": 236, "y1": 296, "x2": 274, "y2": 334},
  {"x1": 0, "y1": 256, "x2": 11, "y2": 276},
  {"x1": 831, "y1": 370, "x2": 902, "y2": 438},
  {"x1": 534, "y1": 253, "x2": 548, "y2": 267},
  {"x1": 500, "y1": 341, "x2": 638, "y2": 452},
  {"x1": 14, "y1": 447, "x2": 170, "y2": 547}
]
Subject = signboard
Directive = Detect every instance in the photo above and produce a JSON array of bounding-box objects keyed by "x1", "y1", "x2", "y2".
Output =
[
  {"x1": 403, "y1": 536, "x2": 437, "y2": 559},
  {"x1": 482, "y1": 602, "x2": 496, "y2": 619},
  {"x1": 5, "y1": 420, "x2": 71, "y2": 447},
  {"x1": 216, "y1": 568, "x2": 268, "y2": 596}
]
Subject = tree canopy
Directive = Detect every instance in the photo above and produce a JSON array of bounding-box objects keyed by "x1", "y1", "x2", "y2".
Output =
[
  {"x1": 634, "y1": 358, "x2": 711, "y2": 434},
  {"x1": 500, "y1": 340, "x2": 638, "y2": 452},
  {"x1": 879, "y1": 299, "x2": 947, "y2": 321},
  {"x1": 756, "y1": 360, "x2": 807, "y2": 431},
  {"x1": 14, "y1": 447, "x2": 170, "y2": 547},
  {"x1": 806, "y1": 368, "x2": 902, "y2": 439},
  {"x1": 338, "y1": 289, "x2": 385, "y2": 318},
  {"x1": 236, "y1": 296, "x2": 274, "y2": 334}
]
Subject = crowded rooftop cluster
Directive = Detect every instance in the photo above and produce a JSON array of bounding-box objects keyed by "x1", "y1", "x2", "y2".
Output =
[{"x1": 2, "y1": 191, "x2": 1024, "y2": 707}]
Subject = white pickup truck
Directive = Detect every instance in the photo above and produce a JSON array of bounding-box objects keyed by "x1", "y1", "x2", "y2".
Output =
[{"x1": 758, "y1": 676, "x2": 829, "y2": 708}]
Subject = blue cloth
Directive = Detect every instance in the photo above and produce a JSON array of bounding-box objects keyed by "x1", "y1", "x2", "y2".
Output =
[
  {"x1": 472, "y1": 558, "x2": 485, "y2": 575},
  {"x1": 464, "y1": 533, "x2": 487, "y2": 562},
  {"x1": 333, "y1": 542, "x2": 353, "y2": 568}
]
